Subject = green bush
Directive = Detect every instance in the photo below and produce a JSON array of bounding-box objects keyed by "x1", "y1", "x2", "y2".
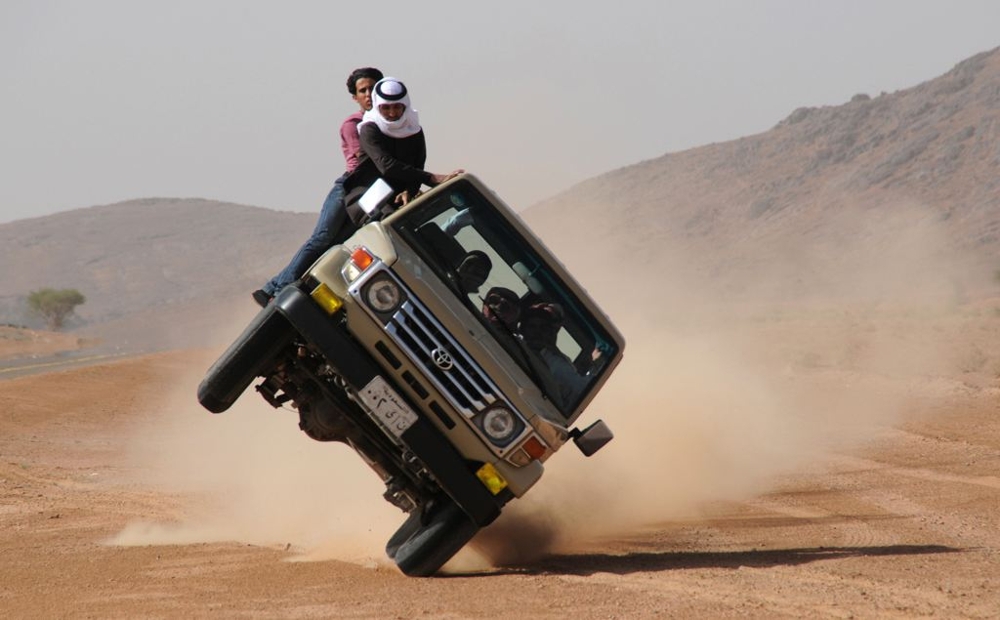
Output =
[{"x1": 26, "y1": 288, "x2": 86, "y2": 330}]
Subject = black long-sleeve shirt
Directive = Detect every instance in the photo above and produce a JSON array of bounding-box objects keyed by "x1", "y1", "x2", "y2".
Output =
[{"x1": 343, "y1": 124, "x2": 433, "y2": 223}]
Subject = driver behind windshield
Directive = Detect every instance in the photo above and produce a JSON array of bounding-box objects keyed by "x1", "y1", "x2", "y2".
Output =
[
  {"x1": 518, "y1": 302, "x2": 588, "y2": 405},
  {"x1": 482, "y1": 287, "x2": 521, "y2": 330}
]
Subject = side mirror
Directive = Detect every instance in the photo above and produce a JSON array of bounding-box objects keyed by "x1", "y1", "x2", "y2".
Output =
[
  {"x1": 570, "y1": 419, "x2": 613, "y2": 457},
  {"x1": 359, "y1": 178, "x2": 394, "y2": 215}
]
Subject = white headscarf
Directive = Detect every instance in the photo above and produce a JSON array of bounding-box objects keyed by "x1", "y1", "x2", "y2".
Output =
[{"x1": 359, "y1": 77, "x2": 422, "y2": 139}]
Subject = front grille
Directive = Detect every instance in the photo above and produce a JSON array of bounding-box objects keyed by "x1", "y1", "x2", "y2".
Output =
[{"x1": 385, "y1": 299, "x2": 497, "y2": 417}]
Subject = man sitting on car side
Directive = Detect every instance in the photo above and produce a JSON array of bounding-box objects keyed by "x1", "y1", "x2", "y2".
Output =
[{"x1": 253, "y1": 66, "x2": 385, "y2": 307}]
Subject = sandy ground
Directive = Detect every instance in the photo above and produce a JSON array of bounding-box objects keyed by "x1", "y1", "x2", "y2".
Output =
[
  {"x1": 2, "y1": 306, "x2": 1000, "y2": 619},
  {"x1": 0, "y1": 326, "x2": 88, "y2": 360}
]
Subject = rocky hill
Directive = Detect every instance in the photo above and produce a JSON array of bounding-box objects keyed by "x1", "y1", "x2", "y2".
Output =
[
  {"x1": 527, "y1": 47, "x2": 1000, "y2": 308},
  {"x1": 0, "y1": 199, "x2": 314, "y2": 347},
  {"x1": 2, "y1": 47, "x2": 999, "y2": 349}
]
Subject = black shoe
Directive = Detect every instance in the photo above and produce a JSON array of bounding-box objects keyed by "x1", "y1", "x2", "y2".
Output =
[{"x1": 251, "y1": 289, "x2": 272, "y2": 308}]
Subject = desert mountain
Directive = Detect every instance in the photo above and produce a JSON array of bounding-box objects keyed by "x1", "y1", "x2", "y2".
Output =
[
  {"x1": 527, "y1": 47, "x2": 1000, "y2": 308},
  {"x1": 0, "y1": 199, "x2": 314, "y2": 347},
  {"x1": 3, "y1": 47, "x2": 999, "y2": 348}
]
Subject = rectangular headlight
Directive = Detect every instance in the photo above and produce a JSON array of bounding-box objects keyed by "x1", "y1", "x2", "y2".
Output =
[
  {"x1": 475, "y1": 462, "x2": 508, "y2": 495},
  {"x1": 341, "y1": 247, "x2": 377, "y2": 283},
  {"x1": 310, "y1": 282, "x2": 343, "y2": 315}
]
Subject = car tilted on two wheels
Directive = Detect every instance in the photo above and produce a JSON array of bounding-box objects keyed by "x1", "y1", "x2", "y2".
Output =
[{"x1": 198, "y1": 174, "x2": 624, "y2": 576}]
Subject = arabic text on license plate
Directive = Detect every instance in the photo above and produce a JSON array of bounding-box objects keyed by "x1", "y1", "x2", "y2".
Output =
[{"x1": 360, "y1": 377, "x2": 417, "y2": 438}]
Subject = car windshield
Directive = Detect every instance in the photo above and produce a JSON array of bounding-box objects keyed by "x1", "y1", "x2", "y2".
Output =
[{"x1": 393, "y1": 179, "x2": 619, "y2": 418}]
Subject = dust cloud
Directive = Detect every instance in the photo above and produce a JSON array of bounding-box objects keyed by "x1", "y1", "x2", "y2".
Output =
[
  {"x1": 109, "y1": 338, "x2": 402, "y2": 568},
  {"x1": 111, "y1": 198, "x2": 996, "y2": 572},
  {"x1": 461, "y1": 197, "x2": 994, "y2": 567}
]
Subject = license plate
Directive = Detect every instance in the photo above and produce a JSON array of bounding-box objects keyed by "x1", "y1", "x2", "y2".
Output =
[{"x1": 359, "y1": 376, "x2": 418, "y2": 439}]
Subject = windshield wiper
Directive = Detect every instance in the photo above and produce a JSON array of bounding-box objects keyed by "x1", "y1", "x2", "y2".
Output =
[{"x1": 485, "y1": 318, "x2": 564, "y2": 411}]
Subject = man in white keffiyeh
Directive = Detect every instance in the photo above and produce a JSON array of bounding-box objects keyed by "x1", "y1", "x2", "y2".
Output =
[
  {"x1": 359, "y1": 77, "x2": 422, "y2": 138},
  {"x1": 343, "y1": 77, "x2": 463, "y2": 224},
  {"x1": 254, "y1": 66, "x2": 385, "y2": 307}
]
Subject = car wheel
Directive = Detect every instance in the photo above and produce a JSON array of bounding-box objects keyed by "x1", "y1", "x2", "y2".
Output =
[
  {"x1": 198, "y1": 306, "x2": 295, "y2": 413},
  {"x1": 392, "y1": 499, "x2": 479, "y2": 577},
  {"x1": 385, "y1": 509, "x2": 423, "y2": 560}
]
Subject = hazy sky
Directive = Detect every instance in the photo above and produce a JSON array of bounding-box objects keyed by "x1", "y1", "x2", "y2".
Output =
[{"x1": 2, "y1": 1, "x2": 998, "y2": 224}]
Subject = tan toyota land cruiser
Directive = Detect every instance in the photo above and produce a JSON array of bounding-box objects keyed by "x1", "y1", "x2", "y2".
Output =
[{"x1": 198, "y1": 174, "x2": 624, "y2": 576}]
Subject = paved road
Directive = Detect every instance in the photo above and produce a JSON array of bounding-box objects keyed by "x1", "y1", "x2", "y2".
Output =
[{"x1": 0, "y1": 349, "x2": 134, "y2": 380}]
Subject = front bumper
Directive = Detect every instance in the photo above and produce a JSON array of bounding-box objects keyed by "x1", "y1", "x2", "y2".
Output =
[{"x1": 272, "y1": 284, "x2": 505, "y2": 527}]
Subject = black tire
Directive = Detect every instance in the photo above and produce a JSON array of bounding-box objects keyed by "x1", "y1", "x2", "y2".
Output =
[
  {"x1": 385, "y1": 510, "x2": 423, "y2": 559},
  {"x1": 392, "y1": 500, "x2": 479, "y2": 577},
  {"x1": 197, "y1": 306, "x2": 296, "y2": 413}
]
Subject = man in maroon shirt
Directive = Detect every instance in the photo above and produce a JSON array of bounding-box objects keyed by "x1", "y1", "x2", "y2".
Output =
[
  {"x1": 254, "y1": 67, "x2": 384, "y2": 306},
  {"x1": 339, "y1": 69, "x2": 380, "y2": 174}
]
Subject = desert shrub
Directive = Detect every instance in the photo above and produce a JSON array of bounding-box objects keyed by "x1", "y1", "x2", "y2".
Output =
[{"x1": 26, "y1": 288, "x2": 86, "y2": 331}]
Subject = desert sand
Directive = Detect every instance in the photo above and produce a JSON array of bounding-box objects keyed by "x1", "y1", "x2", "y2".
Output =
[
  {"x1": 2, "y1": 300, "x2": 999, "y2": 619},
  {"x1": 3, "y1": 45, "x2": 1000, "y2": 619}
]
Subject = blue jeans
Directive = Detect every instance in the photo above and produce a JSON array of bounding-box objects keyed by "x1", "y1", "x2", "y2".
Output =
[{"x1": 262, "y1": 176, "x2": 347, "y2": 295}]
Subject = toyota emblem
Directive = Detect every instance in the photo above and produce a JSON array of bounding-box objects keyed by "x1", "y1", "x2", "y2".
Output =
[{"x1": 431, "y1": 348, "x2": 454, "y2": 371}]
